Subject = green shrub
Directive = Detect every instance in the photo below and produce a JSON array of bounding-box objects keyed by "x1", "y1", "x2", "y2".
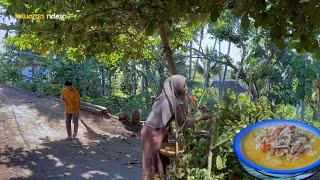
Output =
[
  {"x1": 168, "y1": 92, "x2": 275, "y2": 180},
  {"x1": 35, "y1": 83, "x2": 63, "y2": 97},
  {"x1": 16, "y1": 81, "x2": 37, "y2": 92},
  {"x1": 81, "y1": 95, "x2": 94, "y2": 103}
]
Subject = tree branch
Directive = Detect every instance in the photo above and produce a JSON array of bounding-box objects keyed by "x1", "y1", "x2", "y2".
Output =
[
  {"x1": 192, "y1": 47, "x2": 249, "y2": 85},
  {"x1": 158, "y1": 24, "x2": 176, "y2": 75},
  {"x1": 210, "y1": 138, "x2": 231, "y2": 151}
]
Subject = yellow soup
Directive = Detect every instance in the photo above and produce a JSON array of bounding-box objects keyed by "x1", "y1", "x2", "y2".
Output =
[{"x1": 242, "y1": 129, "x2": 320, "y2": 170}]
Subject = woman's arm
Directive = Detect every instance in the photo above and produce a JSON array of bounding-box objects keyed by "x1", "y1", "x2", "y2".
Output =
[
  {"x1": 176, "y1": 104, "x2": 212, "y2": 128},
  {"x1": 193, "y1": 113, "x2": 212, "y2": 124}
]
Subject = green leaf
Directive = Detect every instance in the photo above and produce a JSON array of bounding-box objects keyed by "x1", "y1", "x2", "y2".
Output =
[
  {"x1": 275, "y1": 39, "x2": 285, "y2": 50},
  {"x1": 210, "y1": 11, "x2": 220, "y2": 22},
  {"x1": 216, "y1": 155, "x2": 224, "y2": 170},
  {"x1": 145, "y1": 22, "x2": 155, "y2": 36},
  {"x1": 24, "y1": 3, "x2": 31, "y2": 9},
  {"x1": 34, "y1": 8, "x2": 40, "y2": 13},
  {"x1": 176, "y1": 168, "x2": 185, "y2": 178},
  {"x1": 315, "y1": 49, "x2": 320, "y2": 59},
  {"x1": 241, "y1": 14, "x2": 249, "y2": 31}
]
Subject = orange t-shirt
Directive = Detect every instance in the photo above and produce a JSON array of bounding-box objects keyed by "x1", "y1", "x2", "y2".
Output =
[{"x1": 61, "y1": 87, "x2": 80, "y2": 114}]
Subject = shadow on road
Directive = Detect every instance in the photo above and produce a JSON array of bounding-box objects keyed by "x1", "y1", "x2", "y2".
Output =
[{"x1": 0, "y1": 131, "x2": 141, "y2": 179}]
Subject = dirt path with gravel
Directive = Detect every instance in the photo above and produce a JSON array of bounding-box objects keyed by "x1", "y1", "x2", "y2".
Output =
[{"x1": 0, "y1": 84, "x2": 141, "y2": 180}]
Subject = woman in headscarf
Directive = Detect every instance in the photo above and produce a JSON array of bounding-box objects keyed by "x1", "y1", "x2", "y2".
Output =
[{"x1": 141, "y1": 75, "x2": 212, "y2": 180}]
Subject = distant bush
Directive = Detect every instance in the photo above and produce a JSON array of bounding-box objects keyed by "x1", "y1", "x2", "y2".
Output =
[
  {"x1": 15, "y1": 81, "x2": 37, "y2": 92},
  {"x1": 35, "y1": 83, "x2": 63, "y2": 97},
  {"x1": 15, "y1": 81, "x2": 63, "y2": 97}
]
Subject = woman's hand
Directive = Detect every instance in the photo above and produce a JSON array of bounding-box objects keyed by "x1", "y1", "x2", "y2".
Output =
[
  {"x1": 193, "y1": 105, "x2": 213, "y2": 123},
  {"x1": 199, "y1": 105, "x2": 212, "y2": 120},
  {"x1": 201, "y1": 112, "x2": 212, "y2": 120},
  {"x1": 194, "y1": 113, "x2": 212, "y2": 124}
]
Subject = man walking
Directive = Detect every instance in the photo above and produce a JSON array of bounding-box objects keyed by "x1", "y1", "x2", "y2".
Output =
[{"x1": 61, "y1": 81, "x2": 80, "y2": 139}]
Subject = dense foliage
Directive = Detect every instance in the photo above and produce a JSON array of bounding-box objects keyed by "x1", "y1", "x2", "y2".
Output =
[
  {"x1": 1, "y1": 0, "x2": 319, "y2": 74},
  {"x1": 167, "y1": 90, "x2": 319, "y2": 179}
]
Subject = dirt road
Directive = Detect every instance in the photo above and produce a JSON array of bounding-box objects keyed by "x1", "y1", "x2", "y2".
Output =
[{"x1": 0, "y1": 84, "x2": 141, "y2": 179}]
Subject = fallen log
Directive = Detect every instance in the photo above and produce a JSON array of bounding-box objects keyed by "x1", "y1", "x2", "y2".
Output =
[
  {"x1": 80, "y1": 101, "x2": 108, "y2": 113},
  {"x1": 50, "y1": 97, "x2": 106, "y2": 115},
  {"x1": 106, "y1": 113, "x2": 119, "y2": 120},
  {"x1": 80, "y1": 105, "x2": 103, "y2": 114}
]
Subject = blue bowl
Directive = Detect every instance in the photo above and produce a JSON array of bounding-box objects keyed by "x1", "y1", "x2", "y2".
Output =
[{"x1": 233, "y1": 119, "x2": 320, "y2": 178}]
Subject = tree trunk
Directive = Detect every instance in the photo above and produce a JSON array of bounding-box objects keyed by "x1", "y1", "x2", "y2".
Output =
[
  {"x1": 205, "y1": 38, "x2": 217, "y2": 88},
  {"x1": 83, "y1": 82, "x2": 87, "y2": 96},
  {"x1": 221, "y1": 41, "x2": 231, "y2": 99},
  {"x1": 158, "y1": 25, "x2": 176, "y2": 75},
  {"x1": 188, "y1": 41, "x2": 192, "y2": 88},
  {"x1": 254, "y1": 81, "x2": 260, "y2": 99},
  {"x1": 207, "y1": 118, "x2": 215, "y2": 176},
  {"x1": 221, "y1": 66, "x2": 228, "y2": 99},
  {"x1": 141, "y1": 62, "x2": 149, "y2": 95},
  {"x1": 158, "y1": 60, "x2": 166, "y2": 94},
  {"x1": 312, "y1": 78, "x2": 320, "y2": 120},
  {"x1": 141, "y1": 76, "x2": 145, "y2": 94},
  {"x1": 131, "y1": 62, "x2": 137, "y2": 95},
  {"x1": 191, "y1": 26, "x2": 204, "y2": 88},
  {"x1": 101, "y1": 65, "x2": 106, "y2": 95},
  {"x1": 235, "y1": 45, "x2": 251, "y2": 84},
  {"x1": 248, "y1": 72, "x2": 253, "y2": 98},
  {"x1": 49, "y1": 68, "x2": 53, "y2": 84},
  {"x1": 31, "y1": 65, "x2": 35, "y2": 82},
  {"x1": 107, "y1": 69, "x2": 113, "y2": 96},
  {"x1": 208, "y1": 110, "x2": 221, "y2": 175},
  {"x1": 301, "y1": 97, "x2": 305, "y2": 121},
  {"x1": 265, "y1": 78, "x2": 270, "y2": 92},
  {"x1": 218, "y1": 41, "x2": 222, "y2": 98},
  {"x1": 145, "y1": 63, "x2": 149, "y2": 89},
  {"x1": 204, "y1": 58, "x2": 211, "y2": 88},
  {"x1": 143, "y1": 61, "x2": 150, "y2": 106},
  {"x1": 315, "y1": 86, "x2": 320, "y2": 120},
  {"x1": 317, "y1": 87, "x2": 320, "y2": 119}
]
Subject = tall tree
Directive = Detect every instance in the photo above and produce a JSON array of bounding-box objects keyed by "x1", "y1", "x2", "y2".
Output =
[{"x1": 1, "y1": 0, "x2": 319, "y2": 76}]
